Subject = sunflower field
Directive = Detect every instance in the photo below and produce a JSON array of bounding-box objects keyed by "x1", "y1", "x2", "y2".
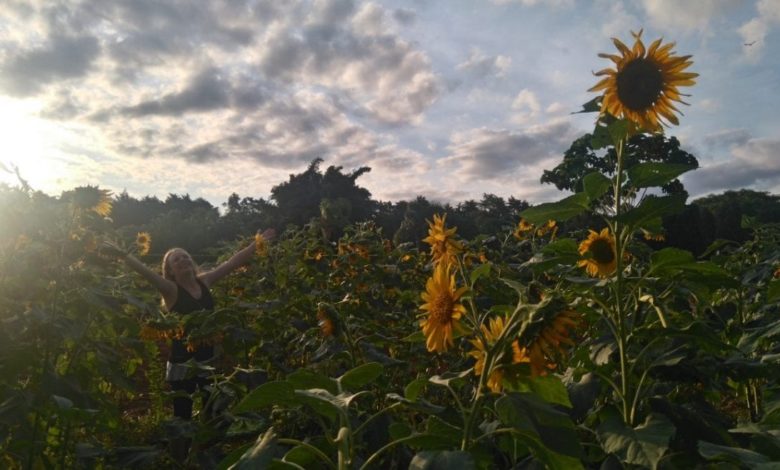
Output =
[{"x1": 2, "y1": 31, "x2": 780, "y2": 470}]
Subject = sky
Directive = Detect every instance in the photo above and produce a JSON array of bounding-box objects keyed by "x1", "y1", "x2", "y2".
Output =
[{"x1": 0, "y1": 0, "x2": 778, "y2": 208}]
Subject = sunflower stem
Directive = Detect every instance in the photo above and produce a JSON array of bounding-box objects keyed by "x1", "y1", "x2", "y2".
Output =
[{"x1": 612, "y1": 136, "x2": 633, "y2": 426}]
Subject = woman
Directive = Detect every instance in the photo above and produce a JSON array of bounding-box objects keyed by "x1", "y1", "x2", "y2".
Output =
[{"x1": 107, "y1": 228, "x2": 275, "y2": 419}]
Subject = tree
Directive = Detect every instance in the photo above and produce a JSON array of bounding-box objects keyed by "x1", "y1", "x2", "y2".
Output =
[
  {"x1": 541, "y1": 133, "x2": 698, "y2": 197},
  {"x1": 270, "y1": 158, "x2": 375, "y2": 229}
]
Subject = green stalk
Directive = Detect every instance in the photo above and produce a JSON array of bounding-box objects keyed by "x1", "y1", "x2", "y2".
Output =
[{"x1": 612, "y1": 137, "x2": 632, "y2": 426}]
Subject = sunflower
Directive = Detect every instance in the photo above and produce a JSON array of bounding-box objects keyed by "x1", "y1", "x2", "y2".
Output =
[
  {"x1": 578, "y1": 228, "x2": 617, "y2": 277},
  {"x1": 535, "y1": 220, "x2": 558, "y2": 239},
  {"x1": 420, "y1": 262, "x2": 467, "y2": 353},
  {"x1": 423, "y1": 214, "x2": 463, "y2": 266},
  {"x1": 468, "y1": 316, "x2": 516, "y2": 392},
  {"x1": 513, "y1": 218, "x2": 534, "y2": 240},
  {"x1": 517, "y1": 310, "x2": 581, "y2": 377},
  {"x1": 255, "y1": 232, "x2": 267, "y2": 257},
  {"x1": 136, "y1": 232, "x2": 151, "y2": 256},
  {"x1": 69, "y1": 185, "x2": 113, "y2": 216},
  {"x1": 316, "y1": 303, "x2": 341, "y2": 338},
  {"x1": 589, "y1": 30, "x2": 697, "y2": 132}
]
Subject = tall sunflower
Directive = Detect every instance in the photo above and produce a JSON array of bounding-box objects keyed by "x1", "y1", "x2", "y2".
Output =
[
  {"x1": 420, "y1": 262, "x2": 467, "y2": 353},
  {"x1": 578, "y1": 228, "x2": 617, "y2": 278},
  {"x1": 589, "y1": 30, "x2": 697, "y2": 132},
  {"x1": 423, "y1": 214, "x2": 463, "y2": 266}
]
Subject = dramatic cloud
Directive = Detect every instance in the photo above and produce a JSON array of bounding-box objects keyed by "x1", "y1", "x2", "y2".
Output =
[
  {"x1": 702, "y1": 128, "x2": 751, "y2": 151},
  {"x1": 686, "y1": 136, "x2": 780, "y2": 195},
  {"x1": 0, "y1": 34, "x2": 100, "y2": 96},
  {"x1": 440, "y1": 119, "x2": 578, "y2": 180}
]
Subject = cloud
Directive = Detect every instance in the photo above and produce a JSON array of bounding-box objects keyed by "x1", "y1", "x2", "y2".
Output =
[
  {"x1": 490, "y1": 0, "x2": 574, "y2": 7},
  {"x1": 640, "y1": 0, "x2": 740, "y2": 34},
  {"x1": 686, "y1": 136, "x2": 780, "y2": 195},
  {"x1": 510, "y1": 89, "x2": 541, "y2": 125},
  {"x1": 0, "y1": 34, "x2": 100, "y2": 96},
  {"x1": 119, "y1": 68, "x2": 231, "y2": 117},
  {"x1": 457, "y1": 48, "x2": 511, "y2": 79},
  {"x1": 738, "y1": 0, "x2": 780, "y2": 61},
  {"x1": 392, "y1": 8, "x2": 416, "y2": 25},
  {"x1": 701, "y1": 128, "x2": 751, "y2": 151},
  {"x1": 440, "y1": 119, "x2": 578, "y2": 180}
]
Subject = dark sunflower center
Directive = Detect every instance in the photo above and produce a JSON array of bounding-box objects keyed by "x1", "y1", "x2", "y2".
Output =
[
  {"x1": 616, "y1": 58, "x2": 663, "y2": 111},
  {"x1": 432, "y1": 292, "x2": 454, "y2": 324},
  {"x1": 590, "y1": 238, "x2": 615, "y2": 264}
]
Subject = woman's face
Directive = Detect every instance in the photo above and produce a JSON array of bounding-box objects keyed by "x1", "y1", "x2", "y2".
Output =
[{"x1": 167, "y1": 250, "x2": 195, "y2": 280}]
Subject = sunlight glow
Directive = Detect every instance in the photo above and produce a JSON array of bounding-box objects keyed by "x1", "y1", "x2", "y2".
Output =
[{"x1": 0, "y1": 98, "x2": 74, "y2": 193}]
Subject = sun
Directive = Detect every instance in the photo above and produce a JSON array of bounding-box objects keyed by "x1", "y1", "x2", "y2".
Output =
[{"x1": 0, "y1": 98, "x2": 72, "y2": 191}]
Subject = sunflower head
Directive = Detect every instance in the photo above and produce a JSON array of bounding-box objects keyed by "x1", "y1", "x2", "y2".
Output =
[
  {"x1": 423, "y1": 213, "x2": 463, "y2": 266},
  {"x1": 578, "y1": 228, "x2": 617, "y2": 278},
  {"x1": 468, "y1": 316, "x2": 520, "y2": 393},
  {"x1": 517, "y1": 306, "x2": 582, "y2": 377},
  {"x1": 589, "y1": 29, "x2": 697, "y2": 132},
  {"x1": 317, "y1": 302, "x2": 341, "y2": 338},
  {"x1": 255, "y1": 232, "x2": 267, "y2": 257},
  {"x1": 420, "y1": 261, "x2": 467, "y2": 353},
  {"x1": 136, "y1": 232, "x2": 151, "y2": 256},
  {"x1": 513, "y1": 218, "x2": 535, "y2": 240},
  {"x1": 68, "y1": 185, "x2": 113, "y2": 216}
]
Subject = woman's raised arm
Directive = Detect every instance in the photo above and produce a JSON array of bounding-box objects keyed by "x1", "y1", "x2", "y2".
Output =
[
  {"x1": 199, "y1": 228, "x2": 275, "y2": 287},
  {"x1": 102, "y1": 242, "x2": 177, "y2": 299}
]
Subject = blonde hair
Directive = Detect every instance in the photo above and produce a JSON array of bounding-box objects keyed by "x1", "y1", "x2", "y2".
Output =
[{"x1": 161, "y1": 248, "x2": 199, "y2": 282}]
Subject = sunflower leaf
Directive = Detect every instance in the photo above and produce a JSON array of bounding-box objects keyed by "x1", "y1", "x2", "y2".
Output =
[
  {"x1": 626, "y1": 162, "x2": 697, "y2": 189},
  {"x1": 338, "y1": 362, "x2": 383, "y2": 391},
  {"x1": 598, "y1": 410, "x2": 673, "y2": 469},
  {"x1": 520, "y1": 193, "x2": 589, "y2": 226},
  {"x1": 616, "y1": 194, "x2": 686, "y2": 228},
  {"x1": 582, "y1": 172, "x2": 612, "y2": 202}
]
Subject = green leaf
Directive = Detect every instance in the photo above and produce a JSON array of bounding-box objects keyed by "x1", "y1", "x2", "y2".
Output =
[
  {"x1": 617, "y1": 194, "x2": 686, "y2": 228},
  {"x1": 650, "y1": 248, "x2": 695, "y2": 272},
  {"x1": 574, "y1": 96, "x2": 601, "y2": 114},
  {"x1": 386, "y1": 393, "x2": 446, "y2": 414},
  {"x1": 425, "y1": 415, "x2": 462, "y2": 445},
  {"x1": 409, "y1": 450, "x2": 476, "y2": 470},
  {"x1": 582, "y1": 172, "x2": 612, "y2": 202},
  {"x1": 508, "y1": 375, "x2": 572, "y2": 408},
  {"x1": 768, "y1": 279, "x2": 780, "y2": 303},
  {"x1": 402, "y1": 331, "x2": 426, "y2": 343},
  {"x1": 598, "y1": 411, "x2": 673, "y2": 469},
  {"x1": 294, "y1": 389, "x2": 344, "y2": 420},
  {"x1": 698, "y1": 441, "x2": 770, "y2": 466},
  {"x1": 287, "y1": 369, "x2": 338, "y2": 394},
  {"x1": 338, "y1": 362, "x2": 383, "y2": 391},
  {"x1": 233, "y1": 381, "x2": 297, "y2": 414},
  {"x1": 520, "y1": 193, "x2": 589, "y2": 226},
  {"x1": 469, "y1": 262, "x2": 492, "y2": 286},
  {"x1": 626, "y1": 162, "x2": 696, "y2": 189},
  {"x1": 230, "y1": 428, "x2": 278, "y2": 469},
  {"x1": 495, "y1": 392, "x2": 582, "y2": 460},
  {"x1": 405, "y1": 378, "x2": 427, "y2": 401}
]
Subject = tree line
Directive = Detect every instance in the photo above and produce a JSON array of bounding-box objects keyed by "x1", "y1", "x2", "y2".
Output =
[{"x1": 5, "y1": 134, "x2": 779, "y2": 260}]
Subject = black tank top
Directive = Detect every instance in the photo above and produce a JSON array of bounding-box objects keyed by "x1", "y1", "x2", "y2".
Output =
[{"x1": 169, "y1": 279, "x2": 215, "y2": 363}]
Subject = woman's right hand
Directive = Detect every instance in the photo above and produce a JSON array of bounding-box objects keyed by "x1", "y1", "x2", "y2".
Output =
[{"x1": 99, "y1": 241, "x2": 127, "y2": 260}]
